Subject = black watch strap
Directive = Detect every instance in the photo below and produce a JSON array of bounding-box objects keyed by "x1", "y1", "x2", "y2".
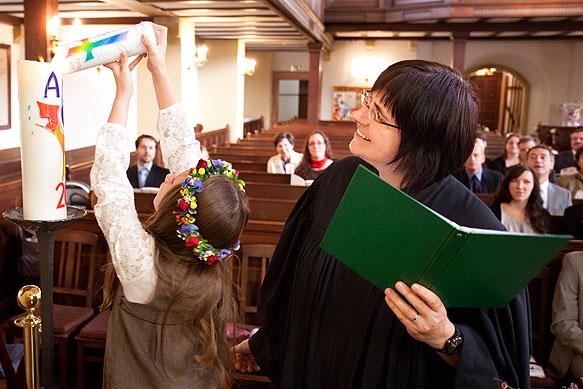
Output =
[{"x1": 434, "y1": 326, "x2": 463, "y2": 356}]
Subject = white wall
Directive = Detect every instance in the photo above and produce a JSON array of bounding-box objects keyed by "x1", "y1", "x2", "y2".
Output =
[
  {"x1": 320, "y1": 40, "x2": 416, "y2": 121},
  {"x1": 244, "y1": 51, "x2": 272, "y2": 129},
  {"x1": 198, "y1": 40, "x2": 239, "y2": 139}
]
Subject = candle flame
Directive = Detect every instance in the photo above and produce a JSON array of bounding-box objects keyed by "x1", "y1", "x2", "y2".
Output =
[{"x1": 38, "y1": 56, "x2": 45, "y2": 62}]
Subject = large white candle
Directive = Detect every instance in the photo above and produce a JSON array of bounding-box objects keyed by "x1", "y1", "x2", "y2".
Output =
[
  {"x1": 56, "y1": 21, "x2": 156, "y2": 74},
  {"x1": 17, "y1": 60, "x2": 68, "y2": 221}
]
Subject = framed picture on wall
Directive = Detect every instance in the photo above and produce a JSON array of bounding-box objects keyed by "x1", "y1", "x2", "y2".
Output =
[
  {"x1": 332, "y1": 86, "x2": 365, "y2": 122},
  {"x1": 0, "y1": 44, "x2": 10, "y2": 130}
]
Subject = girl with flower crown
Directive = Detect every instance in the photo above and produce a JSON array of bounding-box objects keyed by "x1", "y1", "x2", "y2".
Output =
[
  {"x1": 90, "y1": 23, "x2": 249, "y2": 388},
  {"x1": 234, "y1": 61, "x2": 531, "y2": 388}
]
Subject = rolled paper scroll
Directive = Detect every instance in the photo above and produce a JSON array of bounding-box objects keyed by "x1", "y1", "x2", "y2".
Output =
[
  {"x1": 17, "y1": 60, "x2": 68, "y2": 221},
  {"x1": 55, "y1": 21, "x2": 156, "y2": 74}
]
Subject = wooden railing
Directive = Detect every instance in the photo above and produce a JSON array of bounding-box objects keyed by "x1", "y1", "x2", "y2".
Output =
[{"x1": 243, "y1": 116, "x2": 264, "y2": 137}]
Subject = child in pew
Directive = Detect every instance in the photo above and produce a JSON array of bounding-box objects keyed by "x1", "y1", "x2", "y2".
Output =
[{"x1": 90, "y1": 23, "x2": 249, "y2": 388}]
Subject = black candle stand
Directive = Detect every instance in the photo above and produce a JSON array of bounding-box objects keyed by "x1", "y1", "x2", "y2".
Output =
[{"x1": 3, "y1": 206, "x2": 87, "y2": 389}]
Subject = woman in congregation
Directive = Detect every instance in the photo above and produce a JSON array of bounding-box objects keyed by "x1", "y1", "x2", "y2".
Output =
[
  {"x1": 555, "y1": 146, "x2": 583, "y2": 200},
  {"x1": 234, "y1": 60, "x2": 531, "y2": 388},
  {"x1": 266, "y1": 132, "x2": 303, "y2": 174},
  {"x1": 489, "y1": 132, "x2": 521, "y2": 175},
  {"x1": 489, "y1": 165, "x2": 551, "y2": 234},
  {"x1": 293, "y1": 130, "x2": 334, "y2": 180},
  {"x1": 91, "y1": 23, "x2": 249, "y2": 387}
]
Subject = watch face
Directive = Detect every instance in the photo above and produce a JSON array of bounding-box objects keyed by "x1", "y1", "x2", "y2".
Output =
[{"x1": 443, "y1": 330, "x2": 464, "y2": 355}]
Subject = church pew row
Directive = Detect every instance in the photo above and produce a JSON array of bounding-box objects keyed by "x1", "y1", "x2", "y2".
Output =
[
  {"x1": 215, "y1": 145, "x2": 353, "y2": 160},
  {"x1": 214, "y1": 152, "x2": 353, "y2": 167},
  {"x1": 244, "y1": 182, "x2": 307, "y2": 200},
  {"x1": 238, "y1": 171, "x2": 291, "y2": 185},
  {"x1": 218, "y1": 141, "x2": 352, "y2": 154}
]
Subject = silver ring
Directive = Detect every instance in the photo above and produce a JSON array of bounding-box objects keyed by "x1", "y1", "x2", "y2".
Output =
[{"x1": 412, "y1": 314, "x2": 419, "y2": 321}]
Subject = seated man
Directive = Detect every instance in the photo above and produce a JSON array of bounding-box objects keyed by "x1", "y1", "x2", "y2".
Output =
[
  {"x1": 526, "y1": 144, "x2": 571, "y2": 215},
  {"x1": 266, "y1": 132, "x2": 303, "y2": 174},
  {"x1": 519, "y1": 135, "x2": 539, "y2": 165},
  {"x1": 548, "y1": 251, "x2": 583, "y2": 383},
  {"x1": 555, "y1": 129, "x2": 583, "y2": 174},
  {"x1": 126, "y1": 134, "x2": 169, "y2": 188},
  {"x1": 452, "y1": 140, "x2": 503, "y2": 193}
]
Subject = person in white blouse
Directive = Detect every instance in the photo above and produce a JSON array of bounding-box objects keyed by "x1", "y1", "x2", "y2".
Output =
[
  {"x1": 266, "y1": 132, "x2": 303, "y2": 174},
  {"x1": 90, "y1": 23, "x2": 249, "y2": 388}
]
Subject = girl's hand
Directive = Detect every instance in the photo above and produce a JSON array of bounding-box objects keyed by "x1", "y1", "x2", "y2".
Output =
[
  {"x1": 103, "y1": 51, "x2": 143, "y2": 98},
  {"x1": 141, "y1": 23, "x2": 168, "y2": 75},
  {"x1": 232, "y1": 339, "x2": 261, "y2": 373}
]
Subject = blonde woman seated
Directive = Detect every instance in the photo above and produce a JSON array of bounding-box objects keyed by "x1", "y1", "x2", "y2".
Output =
[
  {"x1": 556, "y1": 146, "x2": 583, "y2": 200},
  {"x1": 489, "y1": 165, "x2": 551, "y2": 234},
  {"x1": 293, "y1": 131, "x2": 334, "y2": 181}
]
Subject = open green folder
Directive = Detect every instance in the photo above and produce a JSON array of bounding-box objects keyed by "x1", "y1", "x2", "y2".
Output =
[{"x1": 320, "y1": 165, "x2": 572, "y2": 308}]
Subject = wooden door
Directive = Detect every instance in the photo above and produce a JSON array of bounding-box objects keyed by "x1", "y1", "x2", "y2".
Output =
[{"x1": 470, "y1": 73, "x2": 502, "y2": 132}]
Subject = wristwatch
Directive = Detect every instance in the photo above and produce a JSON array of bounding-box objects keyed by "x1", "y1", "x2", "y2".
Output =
[{"x1": 434, "y1": 326, "x2": 464, "y2": 356}]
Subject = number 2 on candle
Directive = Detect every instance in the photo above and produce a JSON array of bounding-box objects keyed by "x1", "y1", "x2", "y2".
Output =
[{"x1": 56, "y1": 181, "x2": 66, "y2": 209}]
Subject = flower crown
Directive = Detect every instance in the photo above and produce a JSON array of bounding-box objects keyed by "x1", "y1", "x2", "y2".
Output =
[{"x1": 175, "y1": 159, "x2": 245, "y2": 265}]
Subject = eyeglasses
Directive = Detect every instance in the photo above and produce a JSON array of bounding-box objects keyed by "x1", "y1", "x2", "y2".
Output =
[{"x1": 360, "y1": 90, "x2": 401, "y2": 130}]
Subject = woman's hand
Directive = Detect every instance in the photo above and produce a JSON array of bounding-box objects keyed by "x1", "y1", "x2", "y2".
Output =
[
  {"x1": 232, "y1": 339, "x2": 261, "y2": 373},
  {"x1": 384, "y1": 282, "x2": 455, "y2": 351}
]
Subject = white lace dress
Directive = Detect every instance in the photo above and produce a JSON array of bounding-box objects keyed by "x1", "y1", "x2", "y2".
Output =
[{"x1": 90, "y1": 104, "x2": 201, "y2": 304}]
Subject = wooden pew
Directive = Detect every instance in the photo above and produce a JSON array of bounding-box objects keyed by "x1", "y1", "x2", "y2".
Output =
[
  {"x1": 224, "y1": 160, "x2": 268, "y2": 173},
  {"x1": 244, "y1": 182, "x2": 306, "y2": 200},
  {"x1": 216, "y1": 144, "x2": 353, "y2": 160},
  {"x1": 239, "y1": 171, "x2": 291, "y2": 185},
  {"x1": 197, "y1": 125, "x2": 231, "y2": 153}
]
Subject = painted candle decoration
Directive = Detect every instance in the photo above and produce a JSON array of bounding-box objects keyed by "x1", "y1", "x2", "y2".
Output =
[
  {"x1": 55, "y1": 21, "x2": 156, "y2": 74},
  {"x1": 17, "y1": 60, "x2": 68, "y2": 221}
]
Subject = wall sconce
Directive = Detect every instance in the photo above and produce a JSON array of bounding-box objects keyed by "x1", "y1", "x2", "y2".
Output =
[
  {"x1": 194, "y1": 44, "x2": 208, "y2": 67},
  {"x1": 47, "y1": 15, "x2": 61, "y2": 55},
  {"x1": 243, "y1": 57, "x2": 256, "y2": 76}
]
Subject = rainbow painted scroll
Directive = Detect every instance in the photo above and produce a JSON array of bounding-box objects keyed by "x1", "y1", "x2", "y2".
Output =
[{"x1": 55, "y1": 21, "x2": 156, "y2": 74}]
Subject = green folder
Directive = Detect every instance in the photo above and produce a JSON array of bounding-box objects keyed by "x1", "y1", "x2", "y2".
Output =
[{"x1": 320, "y1": 165, "x2": 572, "y2": 308}]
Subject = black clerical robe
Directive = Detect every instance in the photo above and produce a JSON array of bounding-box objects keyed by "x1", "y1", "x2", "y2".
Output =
[{"x1": 249, "y1": 156, "x2": 531, "y2": 389}]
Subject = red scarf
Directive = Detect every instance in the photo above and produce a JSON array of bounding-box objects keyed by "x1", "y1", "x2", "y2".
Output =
[{"x1": 311, "y1": 158, "x2": 328, "y2": 169}]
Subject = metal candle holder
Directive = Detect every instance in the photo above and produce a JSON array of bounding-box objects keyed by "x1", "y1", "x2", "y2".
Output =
[{"x1": 2, "y1": 206, "x2": 87, "y2": 389}]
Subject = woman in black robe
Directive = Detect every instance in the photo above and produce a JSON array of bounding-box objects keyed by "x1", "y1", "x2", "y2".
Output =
[{"x1": 234, "y1": 60, "x2": 531, "y2": 388}]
